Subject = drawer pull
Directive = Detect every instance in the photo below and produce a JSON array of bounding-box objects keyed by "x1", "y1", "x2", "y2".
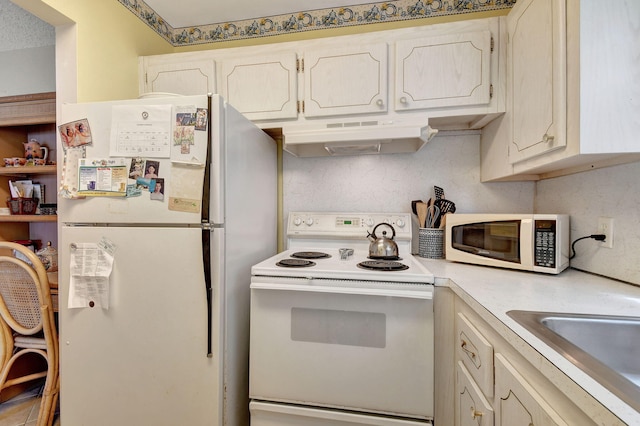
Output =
[{"x1": 461, "y1": 340, "x2": 477, "y2": 359}]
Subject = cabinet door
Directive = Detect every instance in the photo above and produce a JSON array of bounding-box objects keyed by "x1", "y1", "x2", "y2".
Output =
[
  {"x1": 495, "y1": 354, "x2": 569, "y2": 426},
  {"x1": 395, "y1": 31, "x2": 491, "y2": 111},
  {"x1": 221, "y1": 53, "x2": 298, "y2": 121},
  {"x1": 507, "y1": 0, "x2": 567, "y2": 164},
  {"x1": 456, "y1": 361, "x2": 494, "y2": 426},
  {"x1": 303, "y1": 44, "x2": 388, "y2": 117},
  {"x1": 144, "y1": 60, "x2": 215, "y2": 95}
]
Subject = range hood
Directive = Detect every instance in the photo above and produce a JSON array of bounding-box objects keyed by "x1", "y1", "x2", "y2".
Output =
[{"x1": 282, "y1": 119, "x2": 438, "y2": 157}]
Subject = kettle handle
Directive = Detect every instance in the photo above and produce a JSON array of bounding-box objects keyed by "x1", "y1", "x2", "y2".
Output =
[{"x1": 372, "y1": 222, "x2": 396, "y2": 239}]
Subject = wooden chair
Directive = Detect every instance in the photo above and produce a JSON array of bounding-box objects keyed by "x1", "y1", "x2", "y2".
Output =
[{"x1": 0, "y1": 242, "x2": 59, "y2": 426}]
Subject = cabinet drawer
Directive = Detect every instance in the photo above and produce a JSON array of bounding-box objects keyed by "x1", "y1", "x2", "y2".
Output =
[
  {"x1": 456, "y1": 312, "x2": 494, "y2": 396},
  {"x1": 457, "y1": 361, "x2": 494, "y2": 426}
]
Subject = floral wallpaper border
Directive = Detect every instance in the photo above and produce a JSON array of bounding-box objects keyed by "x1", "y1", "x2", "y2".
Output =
[{"x1": 118, "y1": 0, "x2": 515, "y2": 46}]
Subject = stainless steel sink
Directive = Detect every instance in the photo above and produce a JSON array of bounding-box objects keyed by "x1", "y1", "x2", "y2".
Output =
[{"x1": 507, "y1": 310, "x2": 640, "y2": 412}]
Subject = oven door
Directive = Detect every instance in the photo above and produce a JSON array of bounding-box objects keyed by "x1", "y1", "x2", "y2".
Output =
[{"x1": 249, "y1": 277, "x2": 434, "y2": 420}]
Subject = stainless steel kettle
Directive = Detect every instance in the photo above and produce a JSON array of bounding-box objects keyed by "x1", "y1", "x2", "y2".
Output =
[{"x1": 367, "y1": 223, "x2": 399, "y2": 259}]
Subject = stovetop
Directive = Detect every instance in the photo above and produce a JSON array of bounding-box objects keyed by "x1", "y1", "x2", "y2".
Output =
[
  {"x1": 252, "y1": 212, "x2": 434, "y2": 284},
  {"x1": 252, "y1": 248, "x2": 434, "y2": 284}
]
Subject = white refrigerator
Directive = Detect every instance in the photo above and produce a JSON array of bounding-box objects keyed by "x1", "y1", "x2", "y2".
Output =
[{"x1": 57, "y1": 94, "x2": 277, "y2": 425}]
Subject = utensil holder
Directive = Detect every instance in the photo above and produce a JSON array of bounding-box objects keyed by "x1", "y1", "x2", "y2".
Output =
[
  {"x1": 6, "y1": 197, "x2": 38, "y2": 215},
  {"x1": 418, "y1": 228, "x2": 444, "y2": 259}
]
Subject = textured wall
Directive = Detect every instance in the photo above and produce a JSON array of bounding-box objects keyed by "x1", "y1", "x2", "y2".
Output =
[
  {"x1": 536, "y1": 162, "x2": 640, "y2": 285},
  {"x1": 0, "y1": 0, "x2": 54, "y2": 52},
  {"x1": 0, "y1": 0, "x2": 55, "y2": 96},
  {"x1": 283, "y1": 131, "x2": 535, "y2": 241}
]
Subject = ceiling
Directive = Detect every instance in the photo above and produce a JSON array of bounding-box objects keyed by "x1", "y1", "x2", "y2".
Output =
[{"x1": 144, "y1": 0, "x2": 374, "y2": 28}]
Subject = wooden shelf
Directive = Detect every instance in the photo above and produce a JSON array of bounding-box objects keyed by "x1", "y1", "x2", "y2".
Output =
[
  {"x1": 0, "y1": 215, "x2": 57, "y2": 223},
  {"x1": 0, "y1": 165, "x2": 56, "y2": 176},
  {"x1": 0, "y1": 92, "x2": 56, "y2": 126}
]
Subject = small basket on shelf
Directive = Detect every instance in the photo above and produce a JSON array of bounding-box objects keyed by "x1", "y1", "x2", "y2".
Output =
[{"x1": 6, "y1": 197, "x2": 38, "y2": 215}]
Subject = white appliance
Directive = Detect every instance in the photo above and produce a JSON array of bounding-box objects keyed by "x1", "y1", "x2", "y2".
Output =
[
  {"x1": 250, "y1": 212, "x2": 435, "y2": 425},
  {"x1": 282, "y1": 119, "x2": 438, "y2": 157},
  {"x1": 57, "y1": 94, "x2": 276, "y2": 425},
  {"x1": 445, "y1": 213, "x2": 570, "y2": 274}
]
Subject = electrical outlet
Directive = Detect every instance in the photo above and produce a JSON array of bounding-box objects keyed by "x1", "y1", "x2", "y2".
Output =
[{"x1": 598, "y1": 217, "x2": 614, "y2": 248}]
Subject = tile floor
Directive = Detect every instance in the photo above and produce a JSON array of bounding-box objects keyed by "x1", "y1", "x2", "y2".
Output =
[{"x1": 0, "y1": 380, "x2": 60, "y2": 426}]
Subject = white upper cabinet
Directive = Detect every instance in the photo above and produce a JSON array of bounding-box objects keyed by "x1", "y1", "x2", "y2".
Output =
[
  {"x1": 221, "y1": 53, "x2": 298, "y2": 121},
  {"x1": 395, "y1": 31, "x2": 492, "y2": 111},
  {"x1": 507, "y1": 0, "x2": 566, "y2": 164},
  {"x1": 481, "y1": 0, "x2": 640, "y2": 181},
  {"x1": 302, "y1": 43, "x2": 388, "y2": 118},
  {"x1": 138, "y1": 17, "x2": 506, "y2": 132},
  {"x1": 142, "y1": 59, "x2": 215, "y2": 96}
]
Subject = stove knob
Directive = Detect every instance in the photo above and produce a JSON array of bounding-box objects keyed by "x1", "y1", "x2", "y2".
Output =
[
  {"x1": 305, "y1": 218, "x2": 314, "y2": 226},
  {"x1": 365, "y1": 218, "x2": 375, "y2": 227},
  {"x1": 293, "y1": 217, "x2": 302, "y2": 226},
  {"x1": 396, "y1": 219, "x2": 406, "y2": 228}
]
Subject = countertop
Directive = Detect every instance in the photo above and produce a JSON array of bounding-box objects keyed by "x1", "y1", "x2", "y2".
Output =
[{"x1": 416, "y1": 258, "x2": 640, "y2": 425}]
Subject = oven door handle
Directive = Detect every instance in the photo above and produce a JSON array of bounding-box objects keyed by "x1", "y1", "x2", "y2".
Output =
[{"x1": 250, "y1": 282, "x2": 433, "y2": 299}]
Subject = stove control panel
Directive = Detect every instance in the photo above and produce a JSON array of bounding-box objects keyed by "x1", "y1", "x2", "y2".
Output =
[{"x1": 288, "y1": 212, "x2": 412, "y2": 241}]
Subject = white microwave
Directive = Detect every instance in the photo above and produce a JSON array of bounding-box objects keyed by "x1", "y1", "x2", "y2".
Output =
[{"x1": 445, "y1": 214, "x2": 570, "y2": 274}]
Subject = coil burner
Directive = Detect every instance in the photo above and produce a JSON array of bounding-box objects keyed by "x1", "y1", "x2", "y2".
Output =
[
  {"x1": 276, "y1": 259, "x2": 316, "y2": 268},
  {"x1": 357, "y1": 260, "x2": 409, "y2": 271},
  {"x1": 290, "y1": 251, "x2": 331, "y2": 260}
]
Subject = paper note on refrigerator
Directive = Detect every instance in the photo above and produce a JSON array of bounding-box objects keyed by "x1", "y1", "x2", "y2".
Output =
[
  {"x1": 110, "y1": 104, "x2": 172, "y2": 158},
  {"x1": 68, "y1": 241, "x2": 114, "y2": 309},
  {"x1": 167, "y1": 163, "x2": 205, "y2": 213}
]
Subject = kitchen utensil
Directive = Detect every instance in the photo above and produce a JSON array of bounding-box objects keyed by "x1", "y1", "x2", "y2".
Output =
[
  {"x1": 426, "y1": 205, "x2": 440, "y2": 228},
  {"x1": 435, "y1": 198, "x2": 456, "y2": 215},
  {"x1": 411, "y1": 200, "x2": 422, "y2": 215},
  {"x1": 434, "y1": 186, "x2": 444, "y2": 200},
  {"x1": 416, "y1": 202, "x2": 428, "y2": 228},
  {"x1": 367, "y1": 223, "x2": 399, "y2": 259},
  {"x1": 439, "y1": 212, "x2": 450, "y2": 229}
]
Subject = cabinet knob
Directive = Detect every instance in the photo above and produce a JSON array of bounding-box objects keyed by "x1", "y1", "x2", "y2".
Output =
[
  {"x1": 376, "y1": 99, "x2": 384, "y2": 107},
  {"x1": 470, "y1": 407, "x2": 484, "y2": 419},
  {"x1": 399, "y1": 97, "x2": 408, "y2": 104},
  {"x1": 542, "y1": 134, "x2": 555, "y2": 143}
]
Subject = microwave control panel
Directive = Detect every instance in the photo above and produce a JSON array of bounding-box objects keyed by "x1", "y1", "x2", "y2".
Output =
[{"x1": 534, "y1": 220, "x2": 556, "y2": 268}]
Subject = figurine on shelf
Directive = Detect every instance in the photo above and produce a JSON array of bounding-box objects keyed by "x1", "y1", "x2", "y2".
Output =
[{"x1": 24, "y1": 139, "x2": 49, "y2": 162}]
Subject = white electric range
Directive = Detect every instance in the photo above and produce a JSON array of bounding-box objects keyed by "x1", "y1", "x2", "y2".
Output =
[{"x1": 249, "y1": 212, "x2": 435, "y2": 426}]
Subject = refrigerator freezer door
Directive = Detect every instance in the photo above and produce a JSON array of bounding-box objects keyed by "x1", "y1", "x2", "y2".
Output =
[
  {"x1": 59, "y1": 225, "x2": 222, "y2": 425},
  {"x1": 58, "y1": 95, "x2": 210, "y2": 225}
]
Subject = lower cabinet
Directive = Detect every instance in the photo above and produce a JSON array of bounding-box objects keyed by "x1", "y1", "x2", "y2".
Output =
[
  {"x1": 451, "y1": 295, "x2": 609, "y2": 426},
  {"x1": 494, "y1": 353, "x2": 567, "y2": 426},
  {"x1": 457, "y1": 361, "x2": 493, "y2": 426}
]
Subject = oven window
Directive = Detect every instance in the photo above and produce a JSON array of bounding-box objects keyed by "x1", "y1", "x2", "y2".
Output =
[
  {"x1": 291, "y1": 308, "x2": 386, "y2": 348},
  {"x1": 452, "y1": 220, "x2": 521, "y2": 263}
]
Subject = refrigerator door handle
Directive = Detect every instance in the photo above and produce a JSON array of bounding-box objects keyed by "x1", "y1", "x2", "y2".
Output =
[
  {"x1": 202, "y1": 228, "x2": 213, "y2": 357},
  {"x1": 201, "y1": 95, "x2": 213, "y2": 357}
]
